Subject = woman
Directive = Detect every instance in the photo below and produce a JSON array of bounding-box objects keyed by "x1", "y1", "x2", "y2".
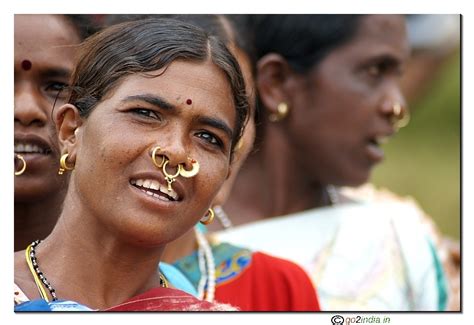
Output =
[
  {"x1": 104, "y1": 14, "x2": 320, "y2": 311},
  {"x1": 14, "y1": 18, "x2": 249, "y2": 311},
  {"x1": 217, "y1": 15, "x2": 448, "y2": 311},
  {"x1": 14, "y1": 14, "x2": 96, "y2": 251}
]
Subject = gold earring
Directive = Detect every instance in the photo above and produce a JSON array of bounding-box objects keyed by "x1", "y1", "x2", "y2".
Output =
[
  {"x1": 162, "y1": 160, "x2": 180, "y2": 191},
  {"x1": 269, "y1": 102, "x2": 289, "y2": 122},
  {"x1": 200, "y1": 208, "x2": 215, "y2": 225},
  {"x1": 151, "y1": 146, "x2": 166, "y2": 168},
  {"x1": 15, "y1": 154, "x2": 26, "y2": 176},
  {"x1": 178, "y1": 157, "x2": 200, "y2": 178},
  {"x1": 58, "y1": 153, "x2": 74, "y2": 175}
]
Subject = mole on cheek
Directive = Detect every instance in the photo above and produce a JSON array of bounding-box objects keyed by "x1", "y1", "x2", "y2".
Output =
[
  {"x1": 21, "y1": 60, "x2": 32, "y2": 71},
  {"x1": 186, "y1": 99, "x2": 192, "y2": 105}
]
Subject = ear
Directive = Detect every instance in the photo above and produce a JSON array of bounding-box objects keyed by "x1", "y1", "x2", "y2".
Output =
[
  {"x1": 256, "y1": 53, "x2": 293, "y2": 117},
  {"x1": 54, "y1": 104, "x2": 83, "y2": 163}
]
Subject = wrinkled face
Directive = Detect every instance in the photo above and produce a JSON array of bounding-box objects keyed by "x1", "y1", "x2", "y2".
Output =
[
  {"x1": 14, "y1": 15, "x2": 81, "y2": 201},
  {"x1": 68, "y1": 60, "x2": 236, "y2": 245},
  {"x1": 288, "y1": 15, "x2": 410, "y2": 186}
]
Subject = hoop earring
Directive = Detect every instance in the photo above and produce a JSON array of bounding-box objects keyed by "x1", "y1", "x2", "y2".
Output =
[
  {"x1": 162, "y1": 160, "x2": 180, "y2": 191},
  {"x1": 15, "y1": 154, "x2": 26, "y2": 176},
  {"x1": 269, "y1": 102, "x2": 289, "y2": 122},
  {"x1": 200, "y1": 208, "x2": 215, "y2": 225},
  {"x1": 151, "y1": 146, "x2": 166, "y2": 168},
  {"x1": 58, "y1": 153, "x2": 74, "y2": 175},
  {"x1": 178, "y1": 157, "x2": 200, "y2": 178}
]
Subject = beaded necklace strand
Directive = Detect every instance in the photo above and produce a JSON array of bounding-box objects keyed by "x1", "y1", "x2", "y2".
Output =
[{"x1": 25, "y1": 240, "x2": 168, "y2": 303}]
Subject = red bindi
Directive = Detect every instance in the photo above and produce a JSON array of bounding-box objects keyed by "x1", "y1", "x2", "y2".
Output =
[
  {"x1": 186, "y1": 99, "x2": 192, "y2": 105},
  {"x1": 21, "y1": 60, "x2": 32, "y2": 71}
]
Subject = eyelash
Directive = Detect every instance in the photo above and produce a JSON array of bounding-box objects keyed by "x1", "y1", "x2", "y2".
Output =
[
  {"x1": 45, "y1": 81, "x2": 68, "y2": 92},
  {"x1": 195, "y1": 131, "x2": 223, "y2": 148},
  {"x1": 131, "y1": 108, "x2": 161, "y2": 120}
]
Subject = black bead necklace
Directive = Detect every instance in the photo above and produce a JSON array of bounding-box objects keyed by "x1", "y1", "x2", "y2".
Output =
[
  {"x1": 28, "y1": 240, "x2": 58, "y2": 301},
  {"x1": 27, "y1": 240, "x2": 168, "y2": 303}
]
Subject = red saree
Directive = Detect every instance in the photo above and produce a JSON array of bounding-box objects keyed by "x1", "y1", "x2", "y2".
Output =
[{"x1": 106, "y1": 287, "x2": 237, "y2": 311}]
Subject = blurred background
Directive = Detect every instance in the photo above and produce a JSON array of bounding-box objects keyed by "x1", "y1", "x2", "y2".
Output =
[{"x1": 372, "y1": 14, "x2": 461, "y2": 239}]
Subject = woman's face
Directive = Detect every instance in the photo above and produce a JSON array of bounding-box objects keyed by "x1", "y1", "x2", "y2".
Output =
[
  {"x1": 67, "y1": 60, "x2": 236, "y2": 245},
  {"x1": 14, "y1": 15, "x2": 81, "y2": 201},
  {"x1": 287, "y1": 15, "x2": 410, "y2": 186}
]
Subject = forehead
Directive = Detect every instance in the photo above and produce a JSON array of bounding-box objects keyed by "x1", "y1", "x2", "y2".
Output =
[
  {"x1": 106, "y1": 59, "x2": 235, "y2": 118},
  {"x1": 335, "y1": 15, "x2": 410, "y2": 61},
  {"x1": 15, "y1": 15, "x2": 81, "y2": 64}
]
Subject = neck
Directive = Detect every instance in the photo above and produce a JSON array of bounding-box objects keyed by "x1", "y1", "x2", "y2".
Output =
[
  {"x1": 224, "y1": 125, "x2": 330, "y2": 225},
  {"x1": 15, "y1": 190, "x2": 66, "y2": 251},
  {"x1": 29, "y1": 194, "x2": 165, "y2": 310},
  {"x1": 161, "y1": 227, "x2": 197, "y2": 263}
]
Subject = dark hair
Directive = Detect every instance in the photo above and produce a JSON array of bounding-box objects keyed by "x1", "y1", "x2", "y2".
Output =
[
  {"x1": 63, "y1": 15, "x2": 100, "y2": 40},
  {"x1": 249, "y1": 14, "x2": 363, "y2": 73},
  {"x1": 68, "y1": 18, "x2": 249, "y2": 153}
]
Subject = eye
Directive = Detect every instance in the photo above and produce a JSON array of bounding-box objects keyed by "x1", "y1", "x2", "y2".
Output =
[
  {"x1": 45, "y1": 81, "x2": 68, "y2": 92},
  {"x1": 196, "y1": 131, "x2": 223, "y2": 148},
  {"x1": 131, "y1": 108, "x2": 160, "y2": 120}
]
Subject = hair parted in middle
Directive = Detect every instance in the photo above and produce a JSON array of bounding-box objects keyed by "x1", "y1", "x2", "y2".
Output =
[{"x1": 67, "y1": 18, "x2": 250, "y2": 154}]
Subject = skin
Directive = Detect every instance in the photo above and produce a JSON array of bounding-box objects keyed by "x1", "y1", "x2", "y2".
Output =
[
  {"x1": 224, "y1": 15, "x2": 411, "y2": 223},
  {"x1": 161, "y1": 40, "x2": 257, "y2": 259},
  {"x1": 14, "y1": 59, "x2": 237, "y2": 310},
  {"x1": 14, "y1": 15, "x2": 82, "y2": 251}
]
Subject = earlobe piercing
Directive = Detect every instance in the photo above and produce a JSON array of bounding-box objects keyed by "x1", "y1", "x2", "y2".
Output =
[
  {"x1": 58, "y1": 153, "x2": 75, "y2": 175},
  {"x1": 178, "y1": 157, "x2": 200, "y2": 178},
  {"x1": 15, "y1": 154, "x2": 26, "y2": 176},
  {"x1": 200, "y1": 208, "x2": 215, "y2": 225},
  {"x1": 269, "y1": 102, "x2": 289, "y2": 122}
]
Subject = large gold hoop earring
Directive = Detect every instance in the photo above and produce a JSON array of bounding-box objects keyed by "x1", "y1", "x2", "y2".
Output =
[
  {"x1": 178, "y1": 157, "x2": 200, "y2": 178},
  {"x1": 200, "y1": 208, "x2": 215, "y2": 225},
  {"x1": 151, "y1": 146, "x2": 166, "y2": 168},
  {"x1": 162, "y1": 160, "x2": 180, "y2": 191},
  {"x1": 58, "y1": 153, "x2": 75, "y2": 175},
  {"x1": 15, "y1": 154, "x2": 26, "y2": 176}
]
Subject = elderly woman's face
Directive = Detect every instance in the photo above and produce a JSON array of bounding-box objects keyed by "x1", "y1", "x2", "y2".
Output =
[{"x1": 70, "y1": 60, "x2": 236, "y2": 245}]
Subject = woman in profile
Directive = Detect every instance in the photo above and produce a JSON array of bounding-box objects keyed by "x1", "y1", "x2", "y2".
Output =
[{"x1": 217, "y1": 14, "x2": 449, "y2": 311}]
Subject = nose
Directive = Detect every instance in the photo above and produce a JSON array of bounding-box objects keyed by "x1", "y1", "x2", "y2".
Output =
[
  {"x1": 378, "y1": 85, "x2": 409, "y2": 129},
  {"x1": 15, "y1": 83, "x2": 49, "y2": 128},
  {"x1": 150, "y1": 136, "x2": 189, "y2": 171}
]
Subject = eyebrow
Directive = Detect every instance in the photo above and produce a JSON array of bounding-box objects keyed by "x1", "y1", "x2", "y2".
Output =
[
  {"x1": 40, "y1": 68, "x2": 71, "y2": 80},
  {"x1": 122, "y1": 94, "x2": 175, "y2": 110},
  {"x1": 198, "y1": 116, "x2": 234, "y2": 140}
]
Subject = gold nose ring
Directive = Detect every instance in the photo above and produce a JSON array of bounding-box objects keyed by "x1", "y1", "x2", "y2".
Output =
[
  {"x1": 178, "y1": 157, "x2": 200, "y2": 178},
  {"x1": 15, "y1": 154, "x2": 26, "y2": 176},
  {"x1": 151, "y1": 146, "x2": 166, "y2": 168},
  {"x1": 162, "y1": 160, "x2": 181, "y2": 191},
  {"x1": 392, "y1": 103, "x2": 410, "y2": 129}
]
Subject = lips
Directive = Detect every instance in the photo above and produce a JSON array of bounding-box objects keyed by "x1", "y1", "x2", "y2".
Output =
[{"x1": 365, "y1": 130, "x2": 395, "y2": 163}]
